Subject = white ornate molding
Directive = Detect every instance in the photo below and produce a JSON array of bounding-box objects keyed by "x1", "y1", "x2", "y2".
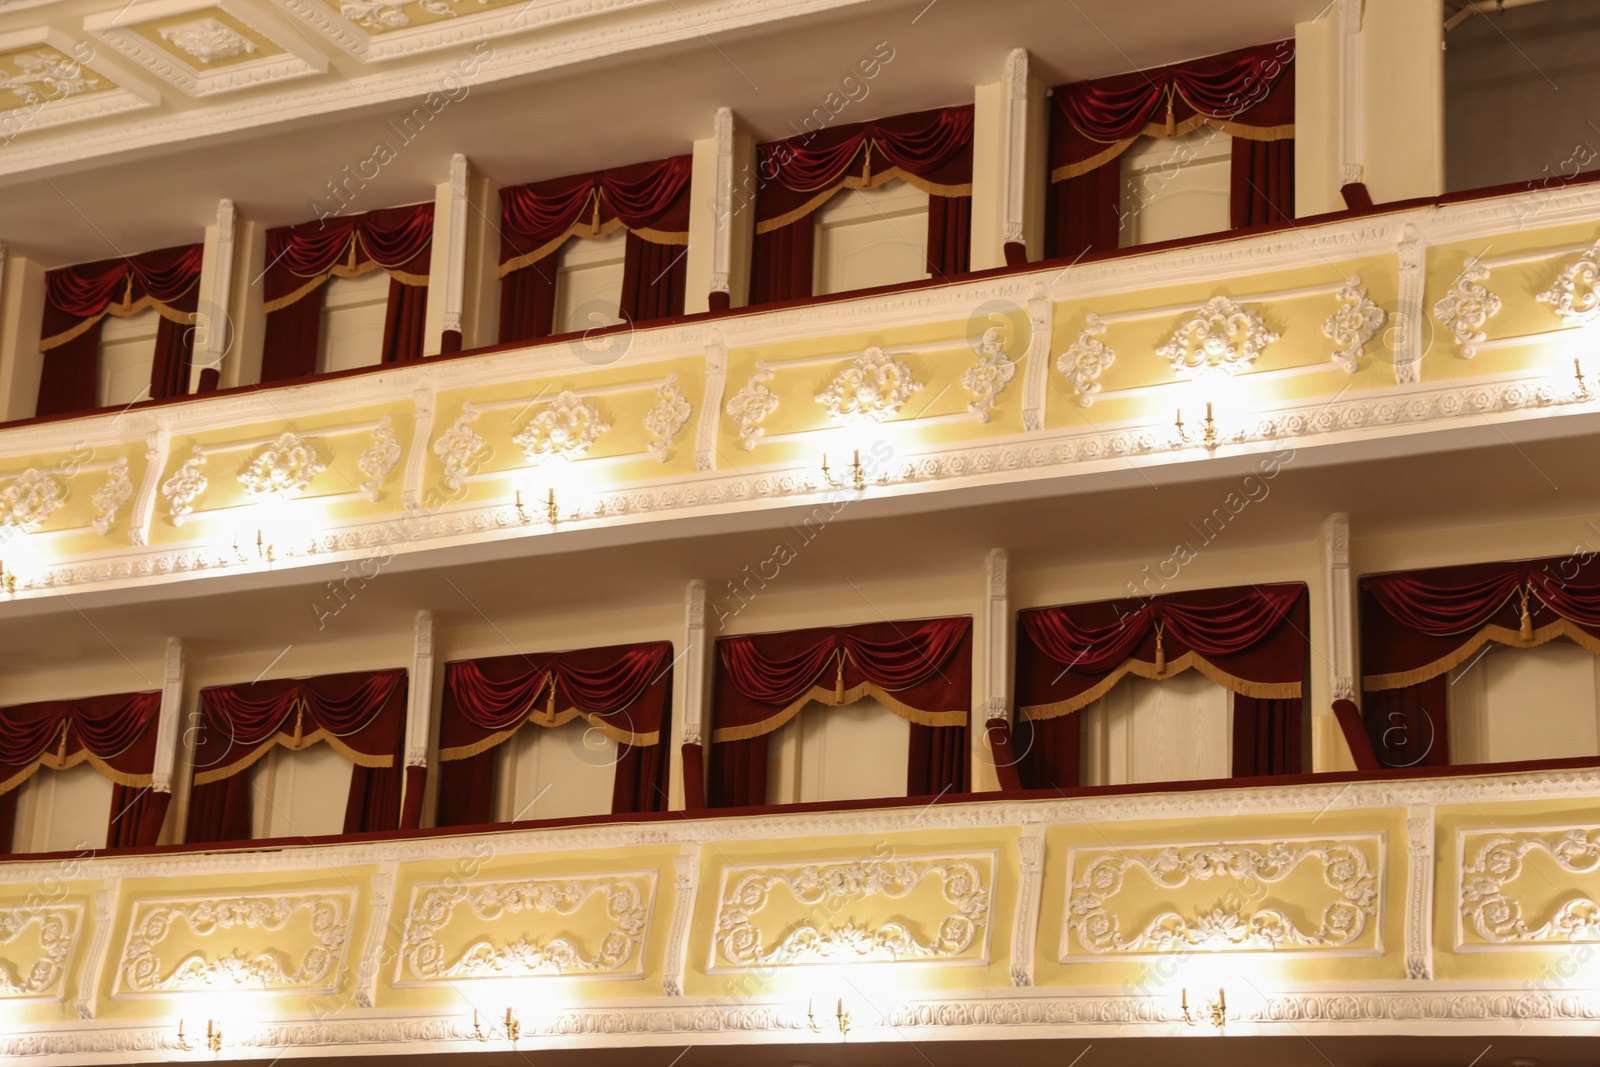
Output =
[
  {"x1": 662, "y1": 849, "x2": 699, "y2": 996},
  {"x1": 73, "y1": 890, "x2": 114, "y2": 1017},
  {"x1": 0, "y1": 27, "x2": 157, "y2": 136},
  {"x1": 1537, "y1": 237, "x2": 1600, "y2": 326},
  {"x1": 725, "y1": 362, "x2": 777, "y2": 450},
  {"x1": 0, "y1": 902, "x2": 81, "y2": 998},
  {"x1": 152, "y1": 637, "x2": 185, "y2": 794},
  {"x1": 815, "y1": 347, "x2": 923, "y2": 423},
  {"x1": 1405, "y1": 805, "x2": 1434, "y2": 979},
  {"x1": 513, "y1": 390, "x2": 610, "y2": 462},
  {"x1": 1433, "y1": 256, "x2": 1502, "y2": 358},
  {"x1": 431, "y1": 402, "x2": 484, "y2": 491},
  {"x1": 357, "y1": 416, "x2": 402, "y2": 501},
  {"x1": 1460, "y1": 826, "x2": 1600, "y2": 947},
  {"x1": 404, "y1": 610, "x2": 434, "y2": 771},
  {"x1": 711, "y1": 855, "x2": 993, "y2": 970},
  {"x1": 999, "y1": 47, "x2": 1030, "y2": 247},
  {"x1": 1055, "y1": 315, "x2": 1116, "y2": 406},
  {"x1": 440, "y1": 153, "x2": 469, "y2": 336},
  {"x1": 1019, "y1": 290, "x2": 1052, "y2": 431},
  {"x1": 84, "y1": 0, "x2": 326, "y2": 97},
  {"x1": 1010, "y1": 826, "x2": 1044, "y2": 987},
  {"x1": 1063, "y1": 838, "x2": 1382, "y2": 958},
  {"x1": 644, "y1": 375, "x2": 692, "y2": 461},
  {"x1": 355, "y1": 864, "x2": 397, "y2": 1008},
  {"x1": 1322, "y1": 277, "x2": 1385, "y2": 371},
  {"x1": 394, "y1": 873, "x2": 653, "y2": 983},
  {"x1": 982, "y1": 548, "x2": 1009, "y2": 726},
  {"x1": 238, "y1": 430, "x2": 327, "y2": 498},
  {"x1": 161, "y1": 18, "x2": 255, "y2": 61},
  {"x1": 709, "y1": 107, "x2": 735, "y2": 297},
  {"x1": 1156, "y1": 296, "x2": 1279, "y2": 378},
  {"x1": 0, "y1": 467, "x2": 65, "y2": 532},
  {"x1": 114, "y1": 891, "x2": 355, "y2": 996},
  {"x1": 1394, "y1": 222, "x2": 1427, "y2": 383},
  {"x1": 961, "y1": 329, "x2": 1017, "y2": 424},
  {"x1": 679, "y1": 578, "x2": 708, "y2": 750},
  {"x1": 1335, "y1": 0, "x2": 1363, "y2": 186}
]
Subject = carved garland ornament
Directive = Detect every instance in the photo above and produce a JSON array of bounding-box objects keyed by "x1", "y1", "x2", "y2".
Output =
[
  {"x1": 0, "y1": 51, "x2": 99, "y2": 106},
  {"x1": 238, "y1": 431, "x2": 327, "y2": 498},
  {"x1": 1156, "y1": 296, "x2": 1279, "y2": 378},
  {"x1": 357, "y1": 416, "x2": 402, "y2": 501},
  {"x1": 399, "y1": 876, "x2": 651, "y2": 982},
  {"x1": 1433, "y1": 256, "x2": 1502, "y2": 357},
  {"x1": 0, "y1": 904, "x2": 79, "y2": 997},
  {"x1": 716, "y1": 858, "x2": 990, "y2": 968},
  {"x1": 161, "y1": 446, "x2": 207, "y2": 527},
  {"x1": 432, "y1": 402, "x2": 485, "y2": 491},
  {"x1": 0, "y1": 468, "x2": 66, "y2": 533},
  {"x1": 644, "y1": 375, "x2": 693, "y2": 461},
  {"x1": 118, "y1": 894, "x2": 351, "y2": 994},
  {"x1": 1067, "y1": 841, "x2": 1379, "y2": 955},
  {"x1": 513, "y1": 391, "x2": 610, "y2": 463},
  {"x1": 1461, "y1": 829, "x2": 1600, "y2": 944},
  {"x1": 1322, "y1": 277, "x2": 1386, "y2": 370},
  {"x1": 1537, "y1": 237, "x2": 1600, "y2": 326},
  {"x1": 1056, "y1": 315, "x2": 1116, "y2": 406},
  {"x1": 90, "y1": 458, "x2": 134, "y2": 536},
  {"x1": 158, "y1": 17, "x2": 258, "y2": 63},
  {"x1": 816, "y1": 347, "x2": 923, "y2": 422},
  {"x1": 726, "y1": 363, "x2": 779, "y2": 450},
  {"x1": 960, "y1": 329, "x2": 1017, "y2": 424},
  {"x1": 339, "y1": 0, "x2": 485, "y2": 31}
]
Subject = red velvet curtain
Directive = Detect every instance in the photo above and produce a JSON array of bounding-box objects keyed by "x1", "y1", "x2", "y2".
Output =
[
  {"x1": 261, "y1": 204, "x2": 433, "y2": 382},
  {"x1": 750, "y1": 106, "x2": 975, "y2": 303},
  {"x1": 1016, "y1": 713, "x2": 1082, "y2": 790},
  {"x1": 436, "y1": 642, "x2": 674, "y2": 824},
  {"x1": 1016, "y1": 584, "x2": 1307, "y2": 784},
  {"x1": 36, "y1": 244, "x2": 203, "y2": 416},
  {"x1": 709, "y1": 617, "x2": 972, "y2": 807},
  {"x1": 0, "y1": 691, "x2": 163, "y2": 856},
  {"x1": 1046, "y1": 41, "x2": 1294, "y2": 258},
  {"x1": 498, "y1": 157, "x2": 691, "y2": 342},
  {"x1": 185, "y1": 669, "x2": 408, "y2": 843},
  {"x1": 1357, "y1": 554, "x2": 1600, "y2": 767}
]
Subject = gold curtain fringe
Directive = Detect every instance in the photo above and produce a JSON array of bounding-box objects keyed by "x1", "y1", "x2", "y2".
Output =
[
  {"x1": 1362, "y1": 619, "x2": 1600, "y2": 692},
  {"x1": 262, "y1": 259, "x2": 426, "y2": 314},
  {"x1": 1050, "y1": 116, "x2": 1295, "y2": 183},
  {"x1": 39, "y1": 296, "x2": 197, "y2": 351},
  {"x1": 0, "y1": 752, "x2": 153, "y2": 797},
  {"x1": 1019, "y1": 651, "x2": 1302, "y2": 721},
  {"x1": 193, "y1": 728, "x2": 393, "y2": 786},
  {"x1": 709, "y1": 682, "x2": 967, "y2": 744},
  {"x1": 752, "y1": 166, "x2": 973, "y2": 235},
  {"x1": 497, "y1": 215, "x2": 628, "y2": 278}
]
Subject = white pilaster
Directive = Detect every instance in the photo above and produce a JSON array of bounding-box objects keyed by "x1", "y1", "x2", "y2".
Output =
[
  {"x1": 1323, "y1": 512, "x2": 1356, "y2": 705},
  {"x1": 672, "y1": 579, "x2": 710, "y2": 809},
  {"x1": 1337, "y1": 0, "x2": 1364, "y2": 186},
  {"x1": 687, "y1": 108, "x2": 753, "y2": 313},
  {"x1": 973, "y1": 49, "x2": 1043, "y2": 269},
  {"x1": 153, "y1": 637, "x2": 185, "y2": 795},
  {"x1": 190, "y1": 199, "x2": 236, "y2": 391},
  {"x1": 424, "y1": 154, "x2": 470, "y2": 355},
  {"x1": 406, "y1": 609, "x2": 436, "y2": 775}
]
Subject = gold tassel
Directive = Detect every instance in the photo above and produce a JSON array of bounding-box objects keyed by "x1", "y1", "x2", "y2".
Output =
[
  {"x1": 293, "y1": 700, "x2": 305, "y2": 746},
  {"x1": 835, "y1": 649, "x2": 846, "y2": 704},
  {"x1": 1164, "y1": 92, "x2": 1176, "y2": 136},
  {"x1": 1154, "y1": 623, "x2": 1167, "y2": 677},
  {"x1": 546, "y1": 672, "x2": 558, "y2": 719},
  {"x1": 57, "y1": 719, "x2": 70, "y2": 764},
  {"x1": 863, "y1": 140, "x2": 873, "y2": 184},
  {"x1": 121, "y1": 272, "x2": 135, "y2": 313},
  {"x1": 1519, "y1": 587, "x2": 1534, "y2": 641}
]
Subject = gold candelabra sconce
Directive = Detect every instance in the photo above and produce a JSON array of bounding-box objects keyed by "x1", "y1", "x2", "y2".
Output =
[
  {"x1": 820, "y1": 449, "x2": 866, "y2": 493},
  {"x1": 0, "y1": 559, "x2": 15, "y2": 595},
  {"x1": 1575, "y1": 358, "x2": 1590, "y2": 400},
  {"x1": 807, "y1": 997, "x2": 850, "y2": 1036},
  {"x1": 1181, "y1": 987, "x2": 1226, "y2": 1033},
  {"x1": 233, "y1": 529, "x2": 275, "y2": 565},
  {"x1": 176, "y1": 1019, "x2": 223, "y2": 1053},
  {"x1": 473, "y1": 1007, "x2": 521, "y2": 1045},
  {"x1": 516, "y1": 488, "x2": 560, "y2": 527},
  {"x1": 1174, "y1": 403, "x2": 1219, "y2": 451}
]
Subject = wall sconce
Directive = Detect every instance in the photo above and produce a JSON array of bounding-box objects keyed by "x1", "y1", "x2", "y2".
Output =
[
  {"x1": 807, "y1": 997, "x2": 850, "y2": 1036},
  {"x1": 515, "y1": 489, "x2": 560, "y2": 527},
  {"x1": 473, "y1": 1007, "x2": 520, "y2": 1044},
  {"x1": 1173, "y1": 403, "x2": 1219, "y2": 451},
  {"x1": 0, "y1": 559, "x2": 15, "y2": 595},
  {"x1": 1575, "y1": 358, "x2": 1590, "y2": 400},
  {"x1": 176, "y1": 1019, "x2": 223, "y2": 1053},
  {"x1": 1181, "y1": 987, "x2": 1226, "y2": 1032},
  {"x1": 233, "y1": 529, "x2": 275, "y2": 564},
  {"x1": 820, "y1": 450, "x2": 866, "y2": 493}
]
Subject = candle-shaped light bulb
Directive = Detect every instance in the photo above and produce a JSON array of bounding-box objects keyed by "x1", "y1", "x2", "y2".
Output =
[
  {"x1": 1205, "y1": 401, "x2": 1213, "y2": 421},
  {"x1": 852, "y1": 448, "x2": 859, "y2": 466},
  {"x1": 1181, "y1": 987, "x2": 1188, "y2": 1011}
]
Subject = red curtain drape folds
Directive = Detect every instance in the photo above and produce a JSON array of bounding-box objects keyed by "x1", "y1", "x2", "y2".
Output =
[
  {"x1": 36, "y1": 244, "x2": 203, "y2": 416},
  {"x1": 497, "y1": 156, "x2": 691, "y2": 341},
  {"x1": 1045, "y1": 41, "x2": 1294, "y2": 258},
  {"x1": 435, "y1": 642, "x2": 674, "y2": 823},
  {"x1": 106, "y1": 785, "x2": 171, "y2": 849},
  {"x1": 748, "y1": 106, "x2": 975, "y2": 302},
  {"x1": 0, "y1": 691, "x2": 161, "y2": 797}
]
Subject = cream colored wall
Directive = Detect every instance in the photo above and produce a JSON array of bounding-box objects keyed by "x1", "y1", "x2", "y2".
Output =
[
  {"x1": 0, "y1": 252, "x2": 44, "y2": 421},
  {"x1": 463, "y1": 173, "x2": 499, "y2": 348},
  {"x1": 553, "y1": 230, "x2": 626, "y2": 334},
  {"x1": 493, "y1": 719, "x2": 617, "y2": 822},
  {"x1": 226, "y1": 218, "x2": 267, "y2": 389},
  {"x1": 318, "y1": 271, "x2": 390, "y2": 374},
  {"x1": 1362, "y1": 0, "x2": 1445, "y2": 203},
  {"x1": 812, "y1": 182, "x2": 930, "y2": 295},
  {"x1": 1081, "y1": 672, "x2": 1232, "y2": 785},
  {"x1": 1294, "y1": 8, "x2": 1340, "y2": 216},
  {"x1": 12, "y1": 762, "x2": 112, "y2": 852},
  {"x1": 1118, "y1": 130, "x2": 1232, "y2": 247},
  {"x1": 685, "y1": 123, "x2": 721, "y2": 315},
  {"x1": 1449, "y1": 640, "x2": 1600, "y2": 764},
  {"x1": 96, "y1": 308, "x2": 158, "y2": 408},
  {"x1": 250, "y1": 742, "x2": 354, "y2": 839},
  {"x1": 766, "y1": 697, "x2": 912, "y2": 803}
]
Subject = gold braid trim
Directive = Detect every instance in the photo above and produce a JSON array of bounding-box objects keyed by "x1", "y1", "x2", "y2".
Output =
[
  {"x1": 710, "y1": 681, "x2": 968, "y2": 743},
  {"x1": 192, "y1": 729, "x2": 393, "y2": 786},
  {"x1": 1049, "y1": 115, "x2": 1295, "y2": 183},
  {"x1": 262, "y1": 257, "x2": 426, "y2": 314},
  {"x1": 1019, "y1": 651, "x2": 1302, "y2": 721},
  {"x1": 1362, "y1": 618, "x2": 1600, "y2": 692},
  {"x1": 438, "y1": 681, "x2": 665, "y2": 760},
  {"x1": 39, "y1": 293, "x2": 198, "y2": 351},
  {"x1": 0, "y1": 753, "x2": 153, "y2": 797},
  {"x1": 753, "y1": 166, "x2": 974, "y2": 235},
  {"x1": 496, "y1": 196, "x2": 626, "y2": 277}
]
